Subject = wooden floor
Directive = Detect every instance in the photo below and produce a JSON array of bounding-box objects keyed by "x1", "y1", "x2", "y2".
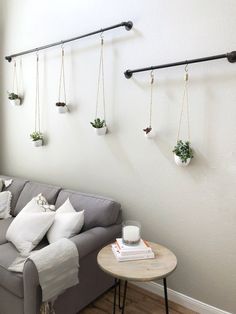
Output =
[{"x1": 80, "y1": 283, "x2": 198, "y2": 314}]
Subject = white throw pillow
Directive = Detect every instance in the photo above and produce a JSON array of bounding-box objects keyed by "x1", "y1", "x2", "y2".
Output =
[
  {"x1": 6, "y1": 211, "x2": 55, "y2": 254},
  {"x1": 47, "y1": 198, "x2": 84, "y2": 243},
  {"x1": 0, "y1": 191, "x2": 12, "y2": 219}
]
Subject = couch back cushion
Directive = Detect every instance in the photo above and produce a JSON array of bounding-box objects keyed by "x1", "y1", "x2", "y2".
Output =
[
  {"x1": 14, "y1": 181, "x2": 61, "y2": 215},
  {"x1": 55, "y1": 190, "x2": 121, "y2": 231},
  {"x1": 0, "y1": 175, "x2": 28, "y2": 215}
]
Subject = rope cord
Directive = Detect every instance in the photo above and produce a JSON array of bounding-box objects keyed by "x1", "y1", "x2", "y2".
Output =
[
  {"x1": 12, "y1": 59, "x2": 18, "y2": 94},
  {"x1": 35, "y1": 54, "x2": 40, "y2": 133},
  {"x1": 176, "y1": 69, "x2": 190, "y2": 142},
  {"x1": 95, "y1": 35, "x2": 106, "y2": 123},
  {"x1": 58, "y1": 47, "x2": 67, "y2": 103},
  {"x1": 148, "y1": 71, "x2": 154, "y2": 127}
]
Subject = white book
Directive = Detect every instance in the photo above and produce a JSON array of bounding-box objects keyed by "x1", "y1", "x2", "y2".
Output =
[
  {"x1": 112, "y1": 244, "x2": 155, "y2": 262},
  {"x1": 116, "y1": 238, "x2": 152, "y2": 256}
]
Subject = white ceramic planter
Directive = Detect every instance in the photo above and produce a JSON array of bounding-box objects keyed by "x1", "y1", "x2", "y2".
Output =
[
  {"x1": 58, "y1": 106, "x2": 68, "y2": 113},
  {"x1": 174, "y1": 154, "x2": 191, "y2": 167},
  {"x1": 33, "y1": 139, "x2": 43, "y2": 147},
  {"x1": 145, "y1": 130, "x2": 155, "y2": 139},
  {"x1": 9, "y1": 99, "x2": 21, "y2": 106},
  {"x1": 95, "y1": 126, "x2": 107, "y2": 135}
]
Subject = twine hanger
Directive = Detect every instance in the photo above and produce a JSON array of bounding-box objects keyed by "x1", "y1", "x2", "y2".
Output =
[
  {"x1": 12, "y1": 59, "x2": 19, "y2": 94},
  {"x1": 34, "y1": 52, "x2": 41, "y2": 133},
  {"x1": 176, "y1": 64, "x2": 190, "y2": 142},
  {"x1": 143, "y1": 70, "x2": 155, "y2": 134},
  {"x1": 95, "y1": 32, "x2": 106, "y2": 123},
  {"x1": 58, "y1": 42, "x2": 67, "y2": 104},
  {"x1": 148, "y1": 70, "x2": 154, "y2": 128}
]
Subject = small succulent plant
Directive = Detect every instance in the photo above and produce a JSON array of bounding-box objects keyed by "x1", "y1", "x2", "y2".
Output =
[
  {"x1": 90, "y1": 118, "x2": 106, "y2": 129},
  {"x1": 173, "y1": 140, "x2": 194, "y2": 163},
  {"x1": 30, "y1": 131, "x2": 43, "y2": 142},
  {"x1": 143, "y1": 126, "x2": 152, "y2": 134},
  {"x1": 56, "y1": 102, "x2": 66, "y2": 107},
  {"x1": 8, "y1": 92, "x2": 20, "y2": 100}
]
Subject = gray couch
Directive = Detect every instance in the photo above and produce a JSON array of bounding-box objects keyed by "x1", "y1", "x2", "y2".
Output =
[{"x1": 0, "y1": 175, "x2": 122, "y2": 314}]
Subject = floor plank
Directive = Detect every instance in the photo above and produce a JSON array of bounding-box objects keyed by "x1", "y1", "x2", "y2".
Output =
[{"x1": 80, "y1": 283, "x2": 198, "y2": 314}]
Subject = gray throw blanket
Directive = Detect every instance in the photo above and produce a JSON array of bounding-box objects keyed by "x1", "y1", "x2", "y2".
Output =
[{"x1": 9, "y1": 238, "x2": 79, "y2": 313}]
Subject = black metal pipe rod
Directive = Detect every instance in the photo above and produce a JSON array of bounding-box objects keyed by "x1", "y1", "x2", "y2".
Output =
[
  {"x1": 124, "y1": 51, "x2": 236, "y2": 78},
  {"x1": 5, "y1": 21, "x2": 133, "y2": 62}
]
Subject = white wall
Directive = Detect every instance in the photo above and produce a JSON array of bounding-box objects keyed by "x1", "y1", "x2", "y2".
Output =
[{"x1": 1, "y1": 0, "x2": 236, "y2": 312}]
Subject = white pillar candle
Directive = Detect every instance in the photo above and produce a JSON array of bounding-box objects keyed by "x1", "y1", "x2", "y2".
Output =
[{"x1": 123, "y1": 225, "x2": 140, "y2": 242}]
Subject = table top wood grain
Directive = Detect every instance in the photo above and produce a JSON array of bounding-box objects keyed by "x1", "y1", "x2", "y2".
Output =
[{"x1": 97, "y1": 241, "x2": 177, "y2": 282}]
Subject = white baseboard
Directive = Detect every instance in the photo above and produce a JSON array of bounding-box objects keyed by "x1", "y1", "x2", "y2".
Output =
[{"x1": 133, "y1": 281, "x2": 232, "y2": 314}]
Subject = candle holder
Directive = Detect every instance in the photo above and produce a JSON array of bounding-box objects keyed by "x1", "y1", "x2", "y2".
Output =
[{"x1": 122, "y1": 220, "x2": 141, "y2": 246}]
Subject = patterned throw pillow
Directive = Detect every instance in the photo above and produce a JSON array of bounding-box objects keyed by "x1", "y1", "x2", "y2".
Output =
[{"x1": 36, "y1": 194, "x2": 55, "y2": 212}]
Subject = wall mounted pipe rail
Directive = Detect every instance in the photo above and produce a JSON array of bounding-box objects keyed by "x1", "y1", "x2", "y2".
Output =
[
  {"x1": 124, "y1": 51, "x2": 236, "y2": 78},
  {"x1": 5, "y1": 21, "x2": 133, "y2": 62}
]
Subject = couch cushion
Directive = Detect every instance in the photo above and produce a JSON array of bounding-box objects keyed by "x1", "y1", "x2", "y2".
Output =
[
  {"x1": 0, "y1": 175, "x2": 28, "y2": 215},
  {"x1": 0, "y1": 217, "x2": 14, "y2": 244},
  {"x1": 14, "y1": 181, "x2": 61, "y2": 215},
  {"x1": 0, "y1": 240, "x2": 48, "y2": 298},
  {"x1": 55, "y1": 190, "x2": 121, "y2": 231}
]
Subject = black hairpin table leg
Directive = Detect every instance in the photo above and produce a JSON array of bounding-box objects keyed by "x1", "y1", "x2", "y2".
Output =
[
  {"x1": 163, "y1": 277, "x2": 169, "y2": 314},
  {"x1": 113, "y1": 279, "x2": 128, "y2": 314}
]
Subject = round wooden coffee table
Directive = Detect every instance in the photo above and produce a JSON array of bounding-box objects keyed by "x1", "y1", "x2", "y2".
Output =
[{"x1": 97, "y1": 241, "x2": 177, "y2": 314}]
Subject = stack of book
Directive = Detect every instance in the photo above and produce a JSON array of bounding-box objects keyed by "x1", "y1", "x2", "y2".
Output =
[{"x1": 112, "y1": 238, "x2": 155, "y2": 262}]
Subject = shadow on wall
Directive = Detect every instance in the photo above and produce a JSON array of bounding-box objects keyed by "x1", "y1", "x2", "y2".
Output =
[
  {"x1": 0, "y1": 1, "x2": 10, "y2": 171},
  {"x1": 0, "y1": 3, "x2": 4, "y2": 170}
]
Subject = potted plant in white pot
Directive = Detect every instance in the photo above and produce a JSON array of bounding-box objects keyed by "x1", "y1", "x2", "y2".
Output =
[
  {"x1": 56, "y1": 101, "x2": 68, "y2": 113},
  {"x1": 90, "y1": 118, "x2": 107, "y2": 135},
  {"x1": 173, "y1": 140, "x2": 193, "y2": 166},
  {"x1": 30, "y1": 131, "x2": 44, "y2": 147},
  {"x1": 8, "y1": 92, "x2": 21, "y2": 106},
  {"x1": 143, "y1": 126, "x2": 154, "y2": 139}
]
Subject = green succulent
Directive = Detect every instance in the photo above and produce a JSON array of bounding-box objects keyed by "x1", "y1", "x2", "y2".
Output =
[
  {"x1": 90, "y1": 118, "x2": 106, "y2": 129},
  {"x1": 30, "y1": 132, "x2": 43, "y2": 141},
  {"x1": 8, "y1": 92, "x2": 20, "y2": 100},
  {"x1": 173, "y1": 140, "x2": 194, "y2": 163}
]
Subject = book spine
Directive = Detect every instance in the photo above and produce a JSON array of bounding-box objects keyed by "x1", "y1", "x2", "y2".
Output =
[
  {"x1": 117, "y1": 254, "x2": 155, "y2": 262},
  {"x1": 112, "y1": 246, "x2": 155, "y2": 262},
  {"x1": 119, "y1": 248, "x2": 152, "y2": 256}
]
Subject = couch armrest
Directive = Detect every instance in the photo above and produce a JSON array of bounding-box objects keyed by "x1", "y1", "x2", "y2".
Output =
[
  {"x1": 71, "y1": 224, "x2": 121, "y2": 260},
  {"x1": 23, "y1": 259, "x2": 41, "y2": 314}
]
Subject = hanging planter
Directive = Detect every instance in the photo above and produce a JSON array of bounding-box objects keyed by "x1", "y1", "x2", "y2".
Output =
[
  {"x1": 173, "y1": 66, "x2": 194, "y2": 166},
  {"x1": 173, "y1": 140, "x2": 193, "y2": 166},
  {"x1": 8, "y1": 60, "x2": 21, "y2": 106},
  {"x1": 143, "y1": 127, "x2": 153, "y2": 138},
  {"x1": 30, "y1": 131, "x2": 43, "y2": 147},
  {"x1": 8, "y1": 92, "x2": 21, "y2": 106},
  {"x1": 143, "y1": 71, "x2": 155, "y2": 139},
  {"x1": 30, "y1": 53, "x2": 44, "y2": 147},
  {"x1": 90, "y1": 118, "x2": 107, "y2": 135},
  {"x1": 91, "y1": 33, "x2": 107, "y2": 135},
  {"x1": 56, "y1": 46, "x2": 68, "y2": 114},
  {"x1": 56, "y1": 102, "x2": 68, "y2": 113}
]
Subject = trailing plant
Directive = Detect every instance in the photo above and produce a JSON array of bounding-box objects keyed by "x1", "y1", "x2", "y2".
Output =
[
  {"x1": 8, "y1": 92, "x2": 20, "y2": 100},
  {"x1": 56, "y1": 102, "x2": 66, "y2": 107},
  {"x1": 90, "y1": 118, "x2": 106, "y2": 129},
  {"x1": 30, "y1": 131, "x2": 43, "y2": 142},
  {"x1": 173, "y1": 140, "x2": 193, "y2": 163}
]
